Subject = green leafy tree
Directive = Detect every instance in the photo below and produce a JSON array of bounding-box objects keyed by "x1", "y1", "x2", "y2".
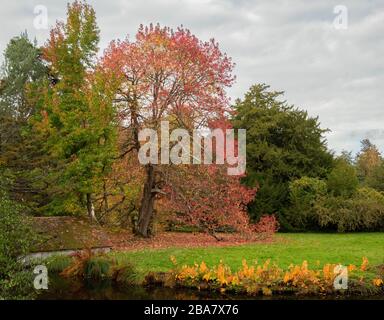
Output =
[
  {"x1": 339, "y1": 150, "x2": 354, "y2": 165},
  {"x1": 35, "y1": 1, "x2": 118, "y2": 220},
  {"x1": 326, "y1": 158, "x2": 359, "y2": 197},
  {"x1": 288, "y1": 177, "x2": 327, "y2": 229},
  {"x1": 232, "y1": 84, "x2": 333, "y2": 229}
]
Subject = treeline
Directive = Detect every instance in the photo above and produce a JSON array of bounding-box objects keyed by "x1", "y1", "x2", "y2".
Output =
[
  {"x1": 0, "y1": 1, "x2": 254, "y2": 239},
  {"x1": 233, "y1": 85, "x2": 384, "y2": 232},
  {"x1": 1, "y1": 1, "x2": 383, "y2": 236}
]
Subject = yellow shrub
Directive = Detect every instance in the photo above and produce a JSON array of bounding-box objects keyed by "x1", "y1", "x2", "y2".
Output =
[
  {"x1": 373, "y1": 278, "x2": 383, "y2": 287},
  {"x1": 360, "y1": 257, "x2": 369, "y2": 271},
  {"x1": 170, "y1": 256, "x2": 373, "y2": 295}
]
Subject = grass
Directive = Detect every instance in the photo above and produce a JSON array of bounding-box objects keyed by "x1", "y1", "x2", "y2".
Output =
[
  {"x1": 111, "y1": 233, "x2": 384, "y2": 280},
  {"x1": 44, "y1": 254, "x2": 73, "y2": 273}
]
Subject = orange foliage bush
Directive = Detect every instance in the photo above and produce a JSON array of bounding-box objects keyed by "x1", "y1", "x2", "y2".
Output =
[
  {"x1": 251, "y1": 215, "x2": 279, "y2": 239},
  {"x1": 170, "y1": 257, "x2": 378, "y2": 296}
]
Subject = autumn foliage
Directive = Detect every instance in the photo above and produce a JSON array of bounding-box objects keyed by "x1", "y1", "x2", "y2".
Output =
[
  {"x1": 165, "y1": 256, "x2": 383, "y2": 296},
  {"x1": 98, "y1": 23, "x2": 256, "y2": 237},
  {"x1": 160, "y1": 164, "x2": 255, "y2": 237},
  {"x1": 101, "y1": 23, "x2": 235, "y2": 126},
  {"x1": 10, "y1": 2, "x2": 261, "y2": 240},
  {"x1": 251, "y1": 215, "x2": 279, "y2": 237}
]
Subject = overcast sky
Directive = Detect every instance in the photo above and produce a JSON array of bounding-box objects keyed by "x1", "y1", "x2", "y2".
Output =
[{"x1": 1, "y1": 0, "x2": 383, "y2": 155}]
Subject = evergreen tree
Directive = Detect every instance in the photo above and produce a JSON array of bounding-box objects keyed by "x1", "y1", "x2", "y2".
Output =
[
  {"x1": 0, "y1": 32, "x2": 48, "y2": 206},
  {"x1": 232, "y1": 84, "x2": 334, "y2": 229}
]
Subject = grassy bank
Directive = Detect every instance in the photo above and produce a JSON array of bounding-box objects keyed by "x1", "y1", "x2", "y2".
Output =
[
  {"x1": 110, "y1": 233, "x2": 384, "y2": 279},
  {"x1": 44, "y1": 232, "x2": 384, "y2": 296}
]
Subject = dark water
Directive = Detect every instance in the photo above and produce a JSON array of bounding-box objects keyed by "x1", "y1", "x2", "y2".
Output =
[
  {"x1": 37, "y1": 275, "x2": 384, "y2": 300},
  {"x1": 38, "y1": 275, "x2": 251, "y2": 300}
]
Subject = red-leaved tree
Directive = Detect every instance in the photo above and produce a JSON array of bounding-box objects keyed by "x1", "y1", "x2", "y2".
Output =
[
  {"x1": 160, "y1": 164, "x2": 256, "y2": 240},
  {"x1": 100, "y1": 24, "x2": 237, "y2": 237}
]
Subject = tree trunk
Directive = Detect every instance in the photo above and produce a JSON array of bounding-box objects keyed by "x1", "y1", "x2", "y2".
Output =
[
  {"x1": 86, "y1": 193, "x2": 98, "y2": 223},
  {"x1": 136, "y1": 164, "x2": 156, "y2": 237},
  {"x1": 208, "y1": 230, "x2": 223, "y2": 241}
]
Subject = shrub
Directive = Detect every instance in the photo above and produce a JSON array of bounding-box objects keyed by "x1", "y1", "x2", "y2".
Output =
[
  {"x1": 84, "y1": 257, "x2": 112, "y2": 279},
  {"x1": 61, "y1": 249, "x2": 115, "y2": 279},
  {"x1": 113, "y1": 263, "x2": 138, "y2": 285},
  {"x1": 60, "y1": 250, "x2": 139, "y2": 283},
  {"x1": 251, "y1": 215, "x2": 279, "y2": 239},
  {"x1": 287, "y1": 177, "x2": 327, "y2": 229},
  {"x1": 167, "y1": 257, "x2": 382, "y2": 296},
  {"x1": 287, "y1": 172, "x2": 384, "y2": 232},
  {"x1": 314, "y1": 188, "x2": 384, "y2": 232},
  {"x1": 0, "y1": 188, "x2": 36, "y2": 299}
]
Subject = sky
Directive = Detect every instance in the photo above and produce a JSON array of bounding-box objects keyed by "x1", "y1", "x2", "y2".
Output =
[{"x1": 0, "y1": 0, "x2": 383, "y2": 155}]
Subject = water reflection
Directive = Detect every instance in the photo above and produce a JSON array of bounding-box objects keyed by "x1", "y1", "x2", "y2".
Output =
[{"x1": 38, "y1": 275, "x2": 384, "y2": 300}]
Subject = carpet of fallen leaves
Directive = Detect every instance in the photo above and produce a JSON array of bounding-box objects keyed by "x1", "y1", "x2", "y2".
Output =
[
  {"x1": 108, "y1": 231, "x2": 272, "y2": 251},
  {"x1": 31, "y1": 217, "x2": 273, "y2": 252}
]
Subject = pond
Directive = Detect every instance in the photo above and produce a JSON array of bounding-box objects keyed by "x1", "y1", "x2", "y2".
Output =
[{"x1": 37, "y1": 275, "x2": 384, "y2": 300}]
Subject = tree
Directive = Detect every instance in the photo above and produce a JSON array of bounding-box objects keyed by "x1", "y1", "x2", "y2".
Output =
[
  {"x1": 356, "y1": 139, "x2": 381, "y2": 182},
  {"x1": 339, "y1": 150, "x2": 354, "y2": 165},
  {"x1": 101, "y1": 24, "x2": 235, "y2": 237},
  {"x1": 288, "y1": 177, "x2": 327, "y2": 229},
  {"x1": 232, "y1": 84, "x2": 333, "y2": 229},
  {"x1": 326, "y1": 158, "x2": 359, "y2": 197},
  {"x1": 160, "y1": 164, "x2": 255, "y2": 239},
  {"x1": 35, "y1": 1, "x2": 118, "y2": 221},
  {"x1": 365, "y1": 160, "x2": 384, "y2": 192},
  {"x1": 0, "y1": 32, "x2": 47, "y2": 206},
  {"x1": 0, "y1": 31, "x2": 46, "y2": 126}
]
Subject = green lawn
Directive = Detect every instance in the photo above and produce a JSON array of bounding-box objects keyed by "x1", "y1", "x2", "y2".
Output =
[{"x1": 112, "y1": 233, "x2": 384, "y2": 278}]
